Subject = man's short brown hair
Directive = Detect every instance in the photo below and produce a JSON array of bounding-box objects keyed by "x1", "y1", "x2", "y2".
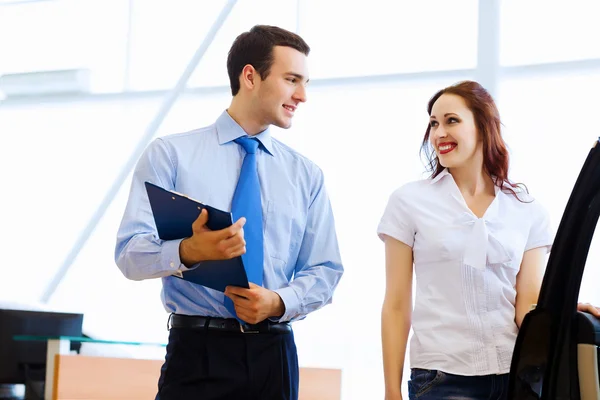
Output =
[{"x1": 227, "y1": 25, "x2": 310, "y2": 96}]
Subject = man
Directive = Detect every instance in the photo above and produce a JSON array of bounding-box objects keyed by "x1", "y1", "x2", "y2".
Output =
[{"x1": 115, "y1": 25, "x2": 343, "y2": 399}]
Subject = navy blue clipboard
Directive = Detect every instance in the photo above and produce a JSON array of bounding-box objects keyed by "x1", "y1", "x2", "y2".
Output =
[{"x1": 144, "y1": 181, "x2": 249, "y2": 292}]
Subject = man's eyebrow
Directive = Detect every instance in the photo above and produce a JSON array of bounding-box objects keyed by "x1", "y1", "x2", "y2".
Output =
[{"x1": 286, "y1": 72, "x2": 309, "y2": 83}]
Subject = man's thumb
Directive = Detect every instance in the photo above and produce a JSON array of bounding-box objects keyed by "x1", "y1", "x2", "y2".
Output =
[{"x1": 194, "y1": 208, "x2": 209, "y2": 229}]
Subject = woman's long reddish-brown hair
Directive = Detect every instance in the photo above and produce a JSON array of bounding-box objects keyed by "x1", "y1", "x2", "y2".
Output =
[{"x1": 420, "y1": 80, "x2": 526, "y2": 199}]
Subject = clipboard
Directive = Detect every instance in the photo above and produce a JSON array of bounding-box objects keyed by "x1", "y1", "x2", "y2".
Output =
[{"x1": 144, "y1": 181, "x2": 249, "y2": 292}]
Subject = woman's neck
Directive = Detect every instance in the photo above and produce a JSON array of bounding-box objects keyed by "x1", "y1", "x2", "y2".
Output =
[{"x1": 449, "y1": 165, "x2": 495, "y2": 197}]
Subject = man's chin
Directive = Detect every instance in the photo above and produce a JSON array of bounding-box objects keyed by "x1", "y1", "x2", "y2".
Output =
[{"x1": 273, "y1": 118, "x2": 292, "y2": 130}]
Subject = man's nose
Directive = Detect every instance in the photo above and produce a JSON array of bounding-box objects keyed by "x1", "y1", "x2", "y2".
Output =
[{"x1": 294, "y1": 84, "x2": 307, "y2": 103}]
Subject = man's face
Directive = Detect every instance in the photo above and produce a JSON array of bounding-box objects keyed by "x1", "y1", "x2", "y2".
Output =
[{"x1": 253, "y1": 46, "x2": 309, "y2": 129}]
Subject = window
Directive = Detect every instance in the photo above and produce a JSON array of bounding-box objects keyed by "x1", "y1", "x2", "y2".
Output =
[
  {"x1": 0, "y1": 98, "x2": 161, "y2": 302},
  {"x1": 297, "y1": 0, "x2": 478, "y2": 79},
  {"x1": 500, "y1": 0, "x2": 600, "y2": 66},
  {"x1": 0, "y1": 0, "x2": 129, "y2": 92},
  {"x1": 128, "y1": 0, "x2": 298, "y2": 91},
  {"x1": 498, "y1": 71, "x2": 600, "y2": 306}
]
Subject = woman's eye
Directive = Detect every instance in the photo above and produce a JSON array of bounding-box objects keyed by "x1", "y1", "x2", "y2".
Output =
[
  {"x1": 448, "y1": 117, "x2": 459, "y2": 123},
  {"x1": 430, "y1": 121, "x2": 438, "y2": 127}
]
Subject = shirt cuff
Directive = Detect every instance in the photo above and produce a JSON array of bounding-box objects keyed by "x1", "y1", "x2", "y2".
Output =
[
  {"x1": 377, "y1": 224, "x2": 414, "y2": 248},
  {"x1": 525, "y1": 241, "x2": 553, "y2": 253},
  {"x1": 160, "y1": 239, "x2": 187, "y2": 277},
  {"x1": 271, "y1": 286, "x2": 300, "y2": 322}
]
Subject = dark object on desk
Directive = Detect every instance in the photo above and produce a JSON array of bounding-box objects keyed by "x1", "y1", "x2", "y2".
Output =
[
  {"x1": 0, "y1": 384, "x2": 24, "y2": 400},
  {"x1": 145, "y1": 182, "x2": 249, "y2": 292},
  {"x1": 0, "y1": 309, "x2": 83, "y2": 399}
]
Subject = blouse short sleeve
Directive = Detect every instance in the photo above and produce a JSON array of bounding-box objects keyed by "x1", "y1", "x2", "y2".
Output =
[
  {"x1": 525, "y1": 200, "x2": 554, "y2": 253},
  {"x1": 377, "y1": 186, "x2": 416, "y2": 247}
]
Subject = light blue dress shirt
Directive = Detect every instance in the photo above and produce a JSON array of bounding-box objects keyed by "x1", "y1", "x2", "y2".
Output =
[{"x1": 115, "y1": 111, "x2": 344, "y2": 322}]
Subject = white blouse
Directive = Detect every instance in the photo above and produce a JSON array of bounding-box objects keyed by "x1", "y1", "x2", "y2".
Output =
[{"x1": 377, "y1": 169, "x2": 554, "y2": 376}]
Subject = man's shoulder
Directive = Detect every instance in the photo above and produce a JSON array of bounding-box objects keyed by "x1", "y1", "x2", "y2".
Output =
[
  {"x1": 271, "y1": 137, "x2": 322, "y2": 175},
  {"x1": 158, "y1": 123, "x2": 217, "y2": 146}
]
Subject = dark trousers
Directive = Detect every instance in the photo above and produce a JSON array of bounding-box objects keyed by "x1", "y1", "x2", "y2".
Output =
[
  {"x1": 156, "y1": 327, "x2": 299, "y2": 400},
  {"x1": 408, "y1": 368, "x2": 509, "y2": 400}
]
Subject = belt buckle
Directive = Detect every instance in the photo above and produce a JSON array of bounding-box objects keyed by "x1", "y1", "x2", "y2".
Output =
[{"x1": 239, "y1": 323, "x2": 259, "y2": 334}]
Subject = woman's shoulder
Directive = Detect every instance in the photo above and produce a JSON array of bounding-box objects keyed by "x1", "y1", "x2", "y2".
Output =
[
  {"x1": 387, "y1": 177, "x2": 434, "y2": 202},
  {"x1": 500, "y1": 185, "x2": 550, "y2": 220},
  {"x1": 500, "y1": 184, "x2": 532, "y2": 201},
  {"x1": 499, "y1": 181, "x2": 537, "y2": 202}
]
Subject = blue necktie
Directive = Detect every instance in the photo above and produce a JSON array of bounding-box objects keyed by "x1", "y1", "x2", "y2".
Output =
[{"x1": 225, "y1": 137, "x2": 264, "y2": 318}]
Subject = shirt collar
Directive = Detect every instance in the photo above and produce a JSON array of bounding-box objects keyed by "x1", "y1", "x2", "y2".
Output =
[
  {"x1": 430, "y1": 167, "x2": 502, "y2": 196},
  {"x1": 429, "y1": 168, "x2": 451, "y2": 184},
  {"x1": 215, "y1": 110, "x2": 274, "y2": 156}
]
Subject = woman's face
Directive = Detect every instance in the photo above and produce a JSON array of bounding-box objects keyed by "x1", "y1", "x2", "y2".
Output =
[{"x1": 429, "y1": 93, "x2": 481, "y2": 170}]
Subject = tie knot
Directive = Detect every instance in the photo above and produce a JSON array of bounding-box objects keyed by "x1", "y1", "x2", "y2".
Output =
[{"x1": 234, "y1": 137, "x2": 260, "y2": 154}]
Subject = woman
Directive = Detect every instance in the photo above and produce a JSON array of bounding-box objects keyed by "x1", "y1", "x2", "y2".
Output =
[{"x1": 377, "y1": 80, "x2": 600, "y2": 400}]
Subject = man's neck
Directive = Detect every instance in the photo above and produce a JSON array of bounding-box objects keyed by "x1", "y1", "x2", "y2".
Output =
[{"x1": 227, "y1": 98, "x2": 267, "y2": 136}]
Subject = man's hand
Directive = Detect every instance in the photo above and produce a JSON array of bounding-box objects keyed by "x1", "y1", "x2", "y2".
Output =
[
  {"x1": 578, "y1": 302, "x2": 600, "y2": 318},
  {"x1": 224, "y1": 283, "x2": 285, "y2": 324},
  {"x1": 179, "y1": 209, "x2": 246, "y2": 266}
]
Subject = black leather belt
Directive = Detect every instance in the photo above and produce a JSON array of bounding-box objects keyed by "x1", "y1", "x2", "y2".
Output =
[{"x1": 169, "y1": 313, "x2": 291, "y2": 334}]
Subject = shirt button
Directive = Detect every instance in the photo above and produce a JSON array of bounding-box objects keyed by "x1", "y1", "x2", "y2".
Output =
[{"x1": 170, "y1": 262, "x2": 175, "y2": 268}]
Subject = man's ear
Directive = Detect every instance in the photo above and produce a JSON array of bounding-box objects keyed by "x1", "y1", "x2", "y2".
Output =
[{"x1": 240, "y1": 64, "x2": 258, "y2": 91}]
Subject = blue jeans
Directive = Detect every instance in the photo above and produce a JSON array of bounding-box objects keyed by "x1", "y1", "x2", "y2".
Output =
[{"x1": 408, "y1": 368, "x2": 509, "y2": 400}]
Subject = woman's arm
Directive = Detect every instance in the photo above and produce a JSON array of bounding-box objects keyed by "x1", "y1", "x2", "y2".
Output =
[
  {"x1": 515, "y1": 246, "x2": 600, "y2": 327},
  {"x1": 381, "y1": 236, "x2": 414, "y2": 399},
  {"x1": 515, "y1": 247, "x2": 547, "y2": 328}
]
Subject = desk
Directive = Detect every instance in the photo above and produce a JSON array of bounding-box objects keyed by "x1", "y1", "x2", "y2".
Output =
[
  {"x1": 13, "y1": 335, "x2": 165, "y2": 400},
  {"x1": 14, "y1": 335, "x2": 341, "y2": 400}
]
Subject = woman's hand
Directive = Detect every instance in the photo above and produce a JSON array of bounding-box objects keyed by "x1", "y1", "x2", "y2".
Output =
[
  {"x1": 577, "y1": 302, "x2": 600, "y2": 318},
  {"x1": 385, "y1": 393, "x2": 403, "y2": 400}
]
